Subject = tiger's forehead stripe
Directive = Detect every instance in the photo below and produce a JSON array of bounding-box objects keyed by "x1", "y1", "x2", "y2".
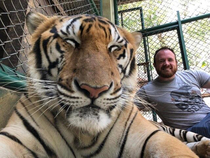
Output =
[
  {"x1": 59, "y1": 15, "x2": 126, "y2": 46},
  {"x1": 66, "y1": 16, "x2": 82, "y2": 35}
]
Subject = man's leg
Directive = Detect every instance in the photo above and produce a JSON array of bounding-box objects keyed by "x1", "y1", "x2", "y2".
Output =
[{"x1": 187, "y1": 113, "x2": 210, "y2": 138}]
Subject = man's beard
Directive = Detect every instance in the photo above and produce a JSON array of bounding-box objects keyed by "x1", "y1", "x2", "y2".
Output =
[{"x1": 156, "y1": 65, "x2": 177, "y2": 78}]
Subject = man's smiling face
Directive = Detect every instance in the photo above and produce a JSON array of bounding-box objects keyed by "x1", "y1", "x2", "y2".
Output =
[{"x1": 154, "y1": 49, "x2": 177, "y2": 80}]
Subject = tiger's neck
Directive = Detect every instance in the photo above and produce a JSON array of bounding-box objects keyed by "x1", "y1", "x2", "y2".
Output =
[{"x1": 54, "y1": 104, "x2": 140, "y2": 150}]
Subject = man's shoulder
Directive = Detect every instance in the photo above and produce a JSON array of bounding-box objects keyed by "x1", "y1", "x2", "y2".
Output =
[
  {"x1": 177, "y1": 69, "x2": 194, "y2": 74},
  {"x1": 177, "y1": 69, "x2": 209, "y2": 77},
  {"x1": 141, "y1": 80, "x2": 156, "y2": 90}
]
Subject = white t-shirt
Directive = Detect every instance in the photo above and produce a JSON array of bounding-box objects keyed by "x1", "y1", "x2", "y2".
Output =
[{"x1": 136, "y1": 70, "x2": 210, "y2": 129}]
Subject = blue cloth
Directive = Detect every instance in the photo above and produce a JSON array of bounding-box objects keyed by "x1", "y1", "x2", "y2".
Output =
[{"x1": 187, "y1": 113, "x2": 210, "y2": 138}]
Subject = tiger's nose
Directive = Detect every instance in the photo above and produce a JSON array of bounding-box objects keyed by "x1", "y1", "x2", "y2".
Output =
[{"x1": 80, "y1": 84, "x2": 109, "y2": 98}]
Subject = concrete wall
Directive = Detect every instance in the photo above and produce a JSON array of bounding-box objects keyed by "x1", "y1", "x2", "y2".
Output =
[
  {"x1": 101, "y1": 0, "x2": 115, "y2": 23},
  {"x1": 0, "y1": 87, "x2": 21, "y2": 129}
]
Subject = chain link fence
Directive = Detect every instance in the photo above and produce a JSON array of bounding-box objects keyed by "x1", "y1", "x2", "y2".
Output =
[
  {"x1": 0, "y1": 0, "x2": 100, "y2": 90},
  {"x1": 0, "y1": 0, "x2": 101, "y2": 128},
  {"x1": 118, "y1": 0, "x2": 210, "y2": 121}
]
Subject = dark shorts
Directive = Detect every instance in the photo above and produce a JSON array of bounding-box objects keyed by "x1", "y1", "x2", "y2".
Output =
[{"x1": 187, "y1": 113, "x2": 210, "y2": 138}]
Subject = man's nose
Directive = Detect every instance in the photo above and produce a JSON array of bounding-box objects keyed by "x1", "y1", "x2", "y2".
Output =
[{"x1": 164, "y1": 60, "x2": 169, "y2": 65}]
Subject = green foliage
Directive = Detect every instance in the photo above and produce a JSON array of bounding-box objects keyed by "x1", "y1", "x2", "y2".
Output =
[{"x1": 201, "y1": 61, "x2": 207, "y2": 68}]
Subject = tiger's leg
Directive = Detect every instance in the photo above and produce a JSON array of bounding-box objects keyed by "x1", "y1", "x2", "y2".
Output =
[
  {"x1": 0, "y1": 134, "x2": 35, "y2": 158},
  {"x1": 186, "y1": 140, "x2": 210, "y2": 158},
  {"x1": 151, "y1": 121, "x2": 210, "y2": 157}
]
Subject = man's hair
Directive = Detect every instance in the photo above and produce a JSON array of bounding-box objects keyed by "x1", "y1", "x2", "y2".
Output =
[{"x1": 153, "y1": 46, "x2": 177, "y2": 64}]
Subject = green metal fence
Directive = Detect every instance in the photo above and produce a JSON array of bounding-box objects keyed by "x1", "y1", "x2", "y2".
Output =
[
  {"x1": 118, "y1": 0, "x2": 210, "y2": 121},
  {"x1": 0, "y1": 0, "x2": 100, "y2": 91}
]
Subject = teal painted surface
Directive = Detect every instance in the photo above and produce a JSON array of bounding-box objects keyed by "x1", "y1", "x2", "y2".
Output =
[
  {"x1": 89, "y1": 0, "x2": 100, "y2": 15},
  {"x1": 0, "y1": 64, "x2": 26, "y2": 92},
  {"x1": 177, "y1": 11, "x2": 189, "y2": 70}
]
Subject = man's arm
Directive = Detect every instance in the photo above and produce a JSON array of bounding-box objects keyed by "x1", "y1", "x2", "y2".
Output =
[
  {"x1": 134, "y1": 88, "x2": 152, "y2": 111},
  {"x1": 196, "y1": 70, "x2": 210, "y2": 89},
  {"x1": 203, "y1": 79, "x2": 210, "y2": 88}
]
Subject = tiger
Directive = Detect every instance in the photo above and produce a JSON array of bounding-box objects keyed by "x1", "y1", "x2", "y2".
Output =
[
  {"x1": 151, "y1": 121, "x2": 210, "y2": 158},
  {"x1": 0, "y1": 11, "x2": 206, "y2": 158}
]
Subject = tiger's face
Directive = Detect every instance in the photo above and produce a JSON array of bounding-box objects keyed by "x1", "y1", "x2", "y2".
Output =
[{"x1": 26, "y1": 12, "x2": 142, "y2": 135}]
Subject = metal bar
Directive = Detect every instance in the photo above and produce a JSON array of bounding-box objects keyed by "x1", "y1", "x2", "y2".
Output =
[
  {"x1": 118, "y1": 7, "x2": 141, "y2": 14},
  {"x1": 89, "y1": 0, "x2": 99, "y2": 15},
  {"x1": 140, "y1": 7, "x2": 157, "y2": 122},
  {"x1": 181, "y1": 13, "x2": 210, "y2": 24},
  {"x1": 99, "y1": 0, "x2": 103, "y2": 16},
  {"x1": 177, "y1": 11, "x2": 189, "y2": 70},
  {"x1": 140, "y1": 22, "x2": 178, "y2": 36},
  {"x1": 120, "y1": 12, "x2": 124, "y2": 27},
  {"x1": 140, "y1": 8, "x2": 151, "y2": 82},
  {"x1": 140, "y1": 12, "x2": 210, "y2": 36},
  {"x1": 114, "y1": 0, "x2": 119, "y2": 25},
  {"x1": 140, "y1": 25, "x2": 178, "y2": 37}
]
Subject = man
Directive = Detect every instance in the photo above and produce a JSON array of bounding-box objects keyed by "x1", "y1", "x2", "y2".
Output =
[{"x1": 135, "y1": 46, "x2": 210, "y2": 137}]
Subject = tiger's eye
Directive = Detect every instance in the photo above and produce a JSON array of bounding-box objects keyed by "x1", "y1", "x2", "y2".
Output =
[{"x1": 108, "y1": 45, "x2": 122, "y2": 52}]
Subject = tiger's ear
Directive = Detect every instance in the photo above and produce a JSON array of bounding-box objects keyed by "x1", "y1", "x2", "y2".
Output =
[
  {"x1": 131, "y1": 32, "x2": 143, "y2": 47},
  {"x1": 26, "y1": 12, "x2": 48, "y2": 34}
]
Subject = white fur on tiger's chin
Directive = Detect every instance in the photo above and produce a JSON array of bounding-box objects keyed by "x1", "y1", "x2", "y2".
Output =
[{"x1": 67, "y1": 110, "x2": 112, "y2": 135}]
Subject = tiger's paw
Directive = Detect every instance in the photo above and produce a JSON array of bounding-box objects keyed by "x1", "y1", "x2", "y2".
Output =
[{"x1": 193, "y1": 140, "x2": 210, "y2": 158}]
